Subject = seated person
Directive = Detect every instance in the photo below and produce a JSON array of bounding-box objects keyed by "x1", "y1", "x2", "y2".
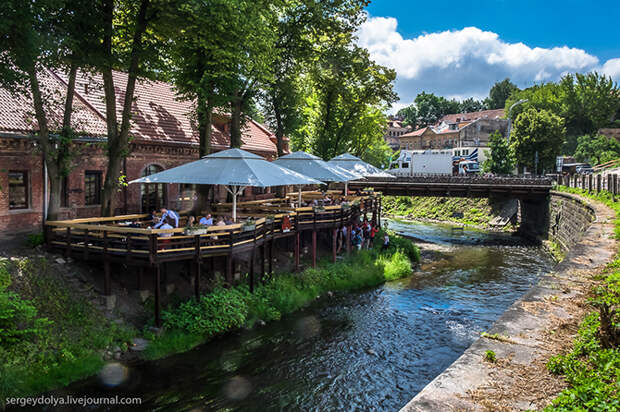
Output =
[
  {"x1": 158, "y1": 217, "x2": 174, "y2": 237},
  {"x1": 224, "y1": 216, "x2": 233, "y2": 225},
  {"x1": 147, "y1": 209, "x2": 157, "y2": 223},
  {"x1": 153, "y1": 208, "x2": 179, "y2": 228},
  {"x1": 215, "y1": 217, "x2": 226, "y2": 226},
  {"x1": 185, "y1": 216, "x2": 196, "y2": 228},
  {"x1": 199, "y1": 214, "x2": 213, "y2": 226}
]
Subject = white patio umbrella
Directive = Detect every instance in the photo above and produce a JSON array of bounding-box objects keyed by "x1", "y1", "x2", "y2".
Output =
[
  {"x1": 328, "y1": 153, "x2": 395, "y2": 179},
  {"x1": 273, "y1": 151, "x2": 361, "y2": 205},
  {"x1": 130, "y1": 148, "x2": 322, "y2": 222}
]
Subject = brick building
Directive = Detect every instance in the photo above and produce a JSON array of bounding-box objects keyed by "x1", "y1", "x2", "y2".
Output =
[
  {"x1": 384, "y1": 118, "x2": 411, "y2": 150},
  {"x1": 0, "y1": 69, "x2": 286, "y2": 237},
  {"x1": 398, "y1": 108, "x2": 508, "y2": 150}
]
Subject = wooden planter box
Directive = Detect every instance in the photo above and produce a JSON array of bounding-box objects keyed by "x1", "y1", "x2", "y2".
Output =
[
  {"x1": 242, "y1": 224, "x2": 256, "y2": 232},
  {"x1": 184, "y1": 227, "x2": 208, "y2": 235}
]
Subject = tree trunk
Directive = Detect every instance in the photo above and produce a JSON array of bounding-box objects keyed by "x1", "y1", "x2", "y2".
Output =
[
  {"x1": 27, "y1": 68, "x2": 62, "y2": 221},
  {"x1": 100, "y1": 0, "x2": 150, "y2": 216},
  {"x1": 230, "y1": 91, "x2": 243, "y2": 148},
  {"x1": 194, "y1": 97, "x2": 213, "y2": 213}
]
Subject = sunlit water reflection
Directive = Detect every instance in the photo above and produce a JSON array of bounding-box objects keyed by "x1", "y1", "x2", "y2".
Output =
[{"x1": 46, "y1": 221, "x2": 553, "y2": 411}]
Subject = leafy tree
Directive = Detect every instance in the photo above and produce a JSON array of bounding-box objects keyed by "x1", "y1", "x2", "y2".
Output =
[
  {"x1": 560, "y1": 73, "x2": 620, "y2": 139},
  {"x1": 459, "y1": 97, "x2": 487, "y2": 113},
  {"x1": 307, "y1": 40, "x2": 397, "y2": 161},
  {"x1": 574, "y1": 134, "x2": 620, "y2": 165},
  {"x1": 396, "y1": 105, "x2": 417, "y2": 129},
  {"x1": 487, "y1": 78, "x2": 518, "y2": 109},
  {"x1": 482, "y1": 131, "x2": 514, "y2": 174},
  {"x1": 510, "y1": 108, "x2": 565, "y2": 174},
  {"x1": 0, "y1": 0, "x2": 103, "y2": 219},
  {"x1": 99, "y1": 0, "x2": 172, "y2": 216},
  {"x1": 263, "y1": 0, "x2": 367, "y2": 157}
]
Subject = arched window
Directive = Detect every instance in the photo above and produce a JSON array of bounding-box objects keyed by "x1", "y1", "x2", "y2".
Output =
[{"x1": 140, "y1": 164, "x2": 166, "y2": 213}]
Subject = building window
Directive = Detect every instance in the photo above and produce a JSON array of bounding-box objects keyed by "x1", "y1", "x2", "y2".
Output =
[
  {"x1": 84, "y1": 171, "x2": 102, "y2": 205},
  {"x1": 463, "y1": 149, "x2": 469, "y2": 155},
  {"x1": 8, "y1": 171, "x2": 28, "y2": 209}
]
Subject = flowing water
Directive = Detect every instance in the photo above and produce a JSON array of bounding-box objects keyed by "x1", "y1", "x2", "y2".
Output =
[{"x1": 50, "y1": 221, "x2": 554, "y2": 411}]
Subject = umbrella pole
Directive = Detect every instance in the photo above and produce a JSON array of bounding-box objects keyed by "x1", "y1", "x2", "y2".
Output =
[
  {"x1": 345, "y1": 181, "x2": 348, "y2": 196},
  {"x1": 232, "y1": 187, "x2": 237, "y2": 222},
  {"x1": 298, "y1": 185, "x2": 302, "y2": 207}
]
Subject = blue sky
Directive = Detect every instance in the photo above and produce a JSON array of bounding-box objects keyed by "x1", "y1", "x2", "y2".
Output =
[{"x1": 360, "y1": 0, "x2": 620, "y2": 111}]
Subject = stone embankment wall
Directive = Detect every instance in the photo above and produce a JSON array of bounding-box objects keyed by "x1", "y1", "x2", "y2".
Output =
[
  {"x1": 546, "y1": 191, "x2": 596, "y2": 252},
  {"x1": 401, "y1": 191, "x2": 616, "y2": 411}
]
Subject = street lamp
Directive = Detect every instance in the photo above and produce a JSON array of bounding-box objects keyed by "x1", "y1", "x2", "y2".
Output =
[{"x1": 506, "y1": 99, "x2": 528, "y2": 143}]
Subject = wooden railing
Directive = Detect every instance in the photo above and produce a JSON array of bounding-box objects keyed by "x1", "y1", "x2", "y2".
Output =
[{"x1": 45, "y1": 196, "x2": 379, "y2": 265}]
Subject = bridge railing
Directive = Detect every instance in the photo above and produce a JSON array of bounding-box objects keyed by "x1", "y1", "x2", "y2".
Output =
[
  {"x1": 553, "y1": 173, "x2": 620, "y2": 196},
  {"x1": 363, "y1": 175, "x2": 554, "y2": 186}
]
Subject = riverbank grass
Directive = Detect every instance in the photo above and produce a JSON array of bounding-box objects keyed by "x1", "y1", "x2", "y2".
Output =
[
  {"x1": 382, "y1": 196, "x2": 513, "y2": 229},
  {"x1": 143, "y1": 233, "x2": 417, "y2": 360},
  {"x1": 544, "y1": 187, "x2": 620, "y2": 410},
  {"x1": 0, "y1": 257, "x2": 135, "y2": 402}
]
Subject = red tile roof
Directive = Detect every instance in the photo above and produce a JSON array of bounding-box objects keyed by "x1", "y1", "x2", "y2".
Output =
[
  {"x1": 401, "y1": 126, "x2": 430, "y2": 138},
  {"x1": 439, "y1": 108, "x2": 505, "y2": 124},
  {"x1": 0, "y1": 69, "x2": 279, "y2": 155}
]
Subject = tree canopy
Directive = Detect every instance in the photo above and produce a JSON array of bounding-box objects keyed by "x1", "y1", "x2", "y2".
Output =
[
  {"x1": 482, "y1": 131, "x2": 514, "y2": 174},
  {"x1": 510, "y1": 108, "x2": 565, "y2": 174}
]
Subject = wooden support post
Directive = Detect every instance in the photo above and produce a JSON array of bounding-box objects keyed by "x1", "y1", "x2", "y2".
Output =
[
  {"x1": 597, "y1": 174, "x2": 602, "y2": 193},
  {"x1": 103, "y1": 260, "x2": 111, "y2": 296},
  {"x1": 194, "y1": 235, "x2": 201, "y2": 299},
  {"x1": 268, "y1": 240, "x2": 273, "y2": 274},
  {"x1": 64, "y1": 227, "x2": 72, "y2": 258},
  {"x1": 295, "y1": 231, "x2": 300, "y2": 271},
  {"x1": 573, "y1": 174, "x2": 578, "y2": 188},
  {"x1": 154, "y1": 264, "x2": 161, "y2": 327},
  {"x1": 346, "y1": 224, "x2": 351, "y2": 255},
  {"x1": 614, "y1": 174, "x2": 618, "y2": 199},
  {"x1": 226, "y1": 255, "x2": 233, "y2": 285},
  {"x1": 260, "y1": 244, "x2": 265, "y2": 281},
  {"x1": 588, "y1": 174, "x2": 593, "y2": 192},
  {"x1": 249, "y1": 246, "x2": 255, "y2": 293},
  {"x1": 83, "y1": 229, "x2": 89, "y2": 260},
  {"x1": 312, "y1": 230, "x2": 317, "y2": 268},
  {"x1": 608, "y1": 174, "x2": 612, "y2": 193},
  {"x1": 332, "y1": 228, "x2": 337, "y2": 263},
  {"x1": 137, "y1": 267, "x2": 144, "y2": 290},
  {"x1": 378, "y1": 197, "x2": 382, "y2": 227}
]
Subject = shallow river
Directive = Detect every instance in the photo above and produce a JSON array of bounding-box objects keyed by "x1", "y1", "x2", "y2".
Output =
[{"x1": 55, "y1": 221, "x2": 554, "y2": 411}]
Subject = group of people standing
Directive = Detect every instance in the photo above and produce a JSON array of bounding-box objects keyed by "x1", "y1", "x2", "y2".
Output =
[{"x1": 336, "y1": 219, "x2": 388, "y2": 253}]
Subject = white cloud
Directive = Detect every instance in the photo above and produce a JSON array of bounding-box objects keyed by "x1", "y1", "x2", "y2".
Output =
[
  {"x1": 600, "y1": 58, "x2": 620, "y2": 79},
  {"x1": 356, "y1": 16, "x2": 619, "y2": 111}
]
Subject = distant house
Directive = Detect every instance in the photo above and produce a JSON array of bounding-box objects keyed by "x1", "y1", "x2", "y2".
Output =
[
  {"x1": 0, "y1": 69, "x2": 286, "y2": 236},
  {"x1": 384, "y1": 118, "x2": 411, "y2": 150},
  {"x1": 399, "y1": 108, "x2": 508, "y2": 151}
]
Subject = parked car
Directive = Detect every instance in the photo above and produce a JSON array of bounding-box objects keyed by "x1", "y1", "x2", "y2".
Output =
[{"x1": 575, "y1": 163, "x2": 593, "y2": 174}]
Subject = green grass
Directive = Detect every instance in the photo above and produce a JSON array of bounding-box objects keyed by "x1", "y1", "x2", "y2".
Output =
[
  {"x1": 544, "y1": 186, "x2": 620, "y2": 411},
  {"x1": 143, "y1": 236, "x2": 418, "y2": 360},
  {"x1": 0, "y1": 257, "x2": 135, "y2": 402},
  {"x1": 382, "y1": 196, "x2": 514, "y2": 230}
]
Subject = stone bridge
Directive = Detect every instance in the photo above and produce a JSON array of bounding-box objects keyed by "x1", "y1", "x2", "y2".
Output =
[{"x1": 349, "y1": 176, "x2": 554, "y2": 239}]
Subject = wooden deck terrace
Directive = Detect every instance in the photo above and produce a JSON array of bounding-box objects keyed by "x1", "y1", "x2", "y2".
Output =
[{"x1": 44, "y1": 194, "x2": 381, "y2": 325}]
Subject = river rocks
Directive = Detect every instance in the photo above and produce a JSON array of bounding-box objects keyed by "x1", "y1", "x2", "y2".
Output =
[
  {"x1": 366, "y1": 349, "x2": 378, "y2": 356},
  {"x1": 257, "y1": 320, "x2": 266, "y2": 327},
  {"x1": 130, "y1": 337, "x2": 149, "y2": 351},
  {"x1": 55, "y1": 257, "x2": 66, "y2": 264},
  {"x1": 327, "y1": 291, "x2": 334, "y2": 298}
]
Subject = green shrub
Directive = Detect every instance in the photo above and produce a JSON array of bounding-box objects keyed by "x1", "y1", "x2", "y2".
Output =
[
  {"x1": 484, "y1": 350, "x2": 496, "y2": 363},
  {"x1": 25, "y1": 232, "x2": 44, "y2": 248},
  {"x1": 162, "y1": 287, "x2": 248, "y2": 336}
]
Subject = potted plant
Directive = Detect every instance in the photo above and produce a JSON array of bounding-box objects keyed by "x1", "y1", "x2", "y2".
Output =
[
  {"x1": 242, "y1": 218, "x2": 256, "y2": 232},
  {"x1": 313, "y1": 205, "x2": 326, "y2": 213},
  {"x1": 265, "y1": 214, "x2": 275, "y2": 224},
  {"x1": 341, "y1": 202, "x2": 351, "y2": 211},
  {"x1": 184, "y1": 225, "x2": 207, "y2": 235}
]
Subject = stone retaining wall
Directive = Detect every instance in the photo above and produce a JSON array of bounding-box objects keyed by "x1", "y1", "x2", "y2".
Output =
[{"x1": 547, "y1": 191, "x2": 596, "y2": 252}]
